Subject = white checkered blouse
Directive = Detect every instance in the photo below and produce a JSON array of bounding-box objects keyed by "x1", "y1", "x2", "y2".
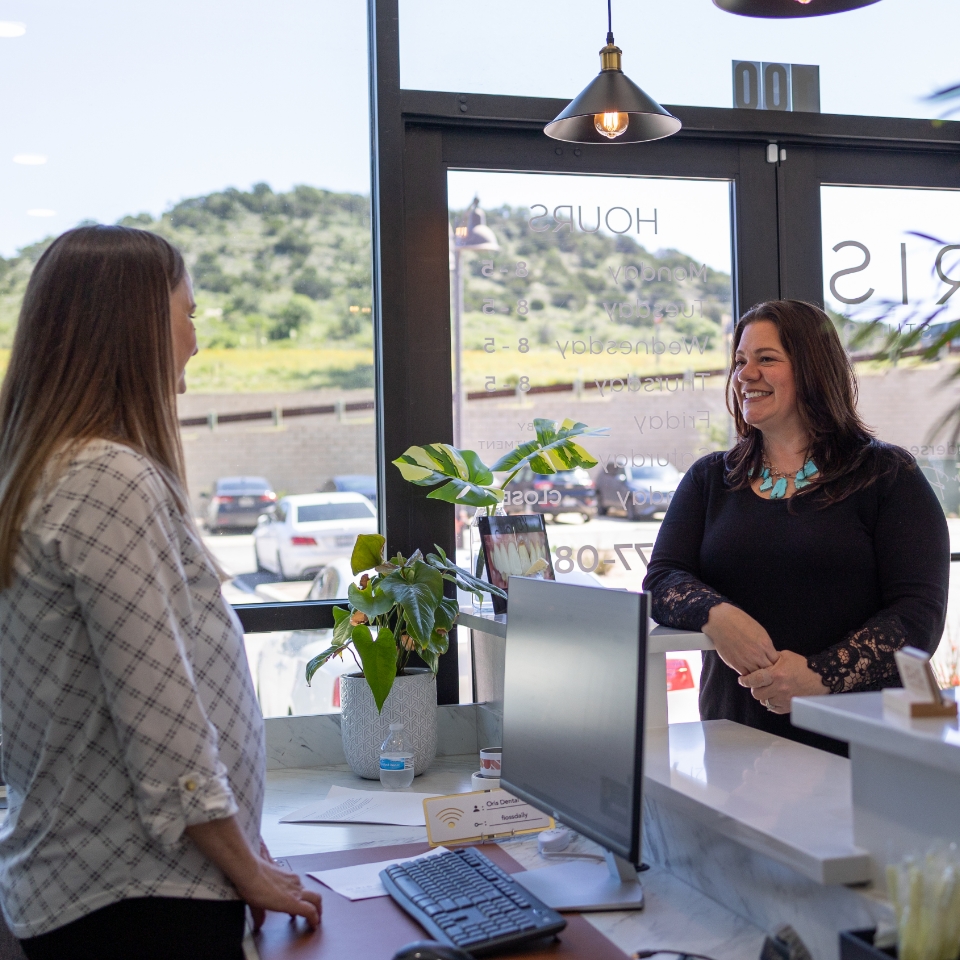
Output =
[{"x1": 0, "y1": 440, "x2": 265, "y2": 938}]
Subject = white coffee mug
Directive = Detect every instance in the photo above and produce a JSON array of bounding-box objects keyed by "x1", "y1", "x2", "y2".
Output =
[{"x1": 479, "y1": 746, "x2": 501, "y2": 775}]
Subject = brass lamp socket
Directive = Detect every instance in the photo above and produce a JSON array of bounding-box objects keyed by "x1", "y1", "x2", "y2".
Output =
[{"x1": 599, "y1": 43, "x2": 622, "y2": 72}]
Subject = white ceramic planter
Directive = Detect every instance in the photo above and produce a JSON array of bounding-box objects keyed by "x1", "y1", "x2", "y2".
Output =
[{"x1": 339, "y1": 668, "x2": 438, "y2": 779}]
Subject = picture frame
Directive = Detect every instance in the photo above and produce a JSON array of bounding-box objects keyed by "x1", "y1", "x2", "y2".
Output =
[
  {"x1": 478, "y1": 514, "x2": 555, "y2": 613},
  {"x1": 894, "y1": 646, "x2": 944, "y2": 704}
]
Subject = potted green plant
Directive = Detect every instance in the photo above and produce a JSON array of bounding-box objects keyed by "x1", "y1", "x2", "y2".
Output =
[
  {"x1": 394, "y1": 417, "x2": 607, "y2": 591},
  {"x1": 305, "y1": 533, "x2": 504, "y2": 779},
  {"x1": 304, "y1": 416, "x2": 606, "y2": 779}
]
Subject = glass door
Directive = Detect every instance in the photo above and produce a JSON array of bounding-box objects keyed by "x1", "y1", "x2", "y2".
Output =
[
  {"x1": 820, "y1": 183, "x2": 960, "y2": 688},
  {"x1": 447, "y1": 170, "x2": 736, "y2": 720}
]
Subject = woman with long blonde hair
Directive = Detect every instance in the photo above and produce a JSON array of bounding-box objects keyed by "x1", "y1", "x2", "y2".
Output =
[{"x1": 0, "y1": 226, "x2": 320, "y2": 959}]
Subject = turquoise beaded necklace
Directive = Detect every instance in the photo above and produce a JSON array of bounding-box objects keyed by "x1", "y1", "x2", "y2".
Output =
[{"x1": 758, "y1": 456, "x2": 819, "y2": 499}]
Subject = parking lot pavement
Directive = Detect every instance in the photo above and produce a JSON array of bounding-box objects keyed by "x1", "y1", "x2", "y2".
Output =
[{"x1": 202, "y1": 531, "x2": 258, "y2": 577}]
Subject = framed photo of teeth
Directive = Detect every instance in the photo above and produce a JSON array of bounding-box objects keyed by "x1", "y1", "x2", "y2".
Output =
[{"x1": 477, "y1": 514, "x2": 555, "y2": 613}]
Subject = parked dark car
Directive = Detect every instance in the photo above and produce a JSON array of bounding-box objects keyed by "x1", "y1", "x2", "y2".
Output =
[
  {"x1": 596, "y1": 462, "x2": 681, "y2": 520},
  {"x1": 204, "y1": 476, "x2": 277, "y2": 532},
  {"x1": 322, "y1": 474, "x2": 377, "y2": 506},
  {"x1": 503, "y1": 465, "x2": 597, "y2": 522}
]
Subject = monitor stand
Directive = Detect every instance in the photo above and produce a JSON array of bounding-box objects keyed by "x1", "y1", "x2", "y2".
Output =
[{"x1": 512, "y1": 850, "x2": 644, "y2": 912}]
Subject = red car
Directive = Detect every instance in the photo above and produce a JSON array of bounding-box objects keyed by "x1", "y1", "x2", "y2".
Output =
[{"x1": 666, "y1": 658, "x2": 695, "y2": 691}]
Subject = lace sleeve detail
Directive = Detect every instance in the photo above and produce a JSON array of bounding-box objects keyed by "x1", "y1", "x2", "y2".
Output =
[
  {"x1": 806, "y1": 612, "x2": 906, "y2": 694},
  {"x1": 649, "y1": 569, "x2": 729, "y2": 632}
]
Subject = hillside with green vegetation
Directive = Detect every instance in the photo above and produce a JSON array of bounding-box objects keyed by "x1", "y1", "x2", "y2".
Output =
[
  {"x1": 0, "y1": 184, "x2": 734, "y2": 391},
  {"x1": 458, "y1": 204, "x2": 731, "y2": 354}
]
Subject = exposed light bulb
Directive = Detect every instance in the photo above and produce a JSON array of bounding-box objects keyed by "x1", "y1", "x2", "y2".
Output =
[
  {"x1": 594, "y1": 112, "x2": 629, "y2": 139},
  {"x1": 793, "y1": 0, "x2": 815, "y2": 4}
]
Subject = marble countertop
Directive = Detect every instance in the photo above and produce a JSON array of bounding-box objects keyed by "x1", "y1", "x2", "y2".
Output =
[
  {"x1": 644, "y1": 721, "x2": 871, "y2": 885},
  {"x1": 793, "y1": 691, "x2": 960, "y2": 777},
  {"x1": 263, "y1": 716, "x2": 875, "y2": 887},
  {"x1": 262, "y1": 755, "x2": 767, "y2": 960}
]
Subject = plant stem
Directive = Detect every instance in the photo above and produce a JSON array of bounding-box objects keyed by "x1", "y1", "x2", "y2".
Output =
[
  {"x1": 489, "y1": 464, "x2": 526, "y2": 514},
  {"x1": 346, "y1": 645, "x2": 362, "y2": 672}
]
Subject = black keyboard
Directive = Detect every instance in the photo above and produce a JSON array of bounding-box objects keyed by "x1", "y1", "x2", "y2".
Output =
[{"x1": 381, "y1": 847, "x2": 566, "y2": 955}]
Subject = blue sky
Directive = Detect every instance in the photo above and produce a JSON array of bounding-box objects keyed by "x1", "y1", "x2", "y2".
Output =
[
  {"x1": 0, "y1": 0, "x2": 370, "y2": 255},
  {"x1": 0, "y1": 0, "x2": 956, "y2": 257}
]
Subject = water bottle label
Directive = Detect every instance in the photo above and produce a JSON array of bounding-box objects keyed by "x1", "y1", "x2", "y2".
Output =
[{"x1": 380, "y1": 758, "x2": 406, "y2": 771}]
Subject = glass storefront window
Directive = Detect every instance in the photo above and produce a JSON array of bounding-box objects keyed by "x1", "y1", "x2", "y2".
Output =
[
  {"x1": 0, "y1": 1, "x2": 378, "y2": 716},
  {"x1": 821, "y1": 183, "x2": 960, "y2": 687},
  {"x1": 449, "y1": 170, "x2": 735, "y2": 720},
  {"x1": 0, "y1": 2, "x2": 377, "y2": 615}
]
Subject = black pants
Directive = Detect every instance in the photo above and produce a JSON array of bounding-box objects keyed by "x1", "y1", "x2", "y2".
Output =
[{"x1": 18, "y1": 897, "x2": 246, "y2": 960}]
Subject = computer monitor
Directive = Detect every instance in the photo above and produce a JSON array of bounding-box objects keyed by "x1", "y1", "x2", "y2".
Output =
[{"x1": 500, "y1": 577, "x2": 647, "y2": 911}]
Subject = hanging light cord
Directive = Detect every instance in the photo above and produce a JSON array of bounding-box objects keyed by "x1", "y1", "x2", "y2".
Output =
[{"x1": 607, "y1": 0, "x2": 614, "y2": 44}]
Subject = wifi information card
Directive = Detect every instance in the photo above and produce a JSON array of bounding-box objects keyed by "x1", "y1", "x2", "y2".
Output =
[{"x1": 424, "y1": 789, "x2": 554, "y2": 846}]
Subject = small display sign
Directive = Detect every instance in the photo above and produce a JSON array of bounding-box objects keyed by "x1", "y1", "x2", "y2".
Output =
[
  {"x1": 424, "y1": 789, "x2": 554, "y2": 847},
  {"x1": 894, "y1": 646, "x2": 943, "y2": 704}
]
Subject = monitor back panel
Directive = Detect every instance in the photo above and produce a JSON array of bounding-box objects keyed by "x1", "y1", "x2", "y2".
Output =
[{"x1": 499, "y1": 578, "x2": 647, "y2": 864}]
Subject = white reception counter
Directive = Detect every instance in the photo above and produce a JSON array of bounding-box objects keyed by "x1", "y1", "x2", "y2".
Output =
[{"x1": 256, "y1": 612, "x2": 960, "y2": 960}]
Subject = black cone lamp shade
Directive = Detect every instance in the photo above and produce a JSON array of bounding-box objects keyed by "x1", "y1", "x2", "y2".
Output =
[
  {"x1": 713, "y1": 0, "x2": 881, "y2": 16},
  {"x1": 545, "y1": 38, "x2": 681, "y2": 144}
]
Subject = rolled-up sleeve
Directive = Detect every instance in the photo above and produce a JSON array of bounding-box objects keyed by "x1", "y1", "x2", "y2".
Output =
[{"x1": 53, "y1": 457, "x2": 237, "y2": 846}]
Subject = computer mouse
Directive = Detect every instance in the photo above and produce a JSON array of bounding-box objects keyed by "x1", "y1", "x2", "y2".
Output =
[{"x1": 392, "y1": 940, "x2": 473, "y2": 960}]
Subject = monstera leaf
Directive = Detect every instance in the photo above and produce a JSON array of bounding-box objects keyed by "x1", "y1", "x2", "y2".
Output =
[
  {"x1": 490, "y1": 418, "x2": 608, "y2": 476},
  {"x1": 393, "y1": 444, "x2": 502, "y2": 508}
]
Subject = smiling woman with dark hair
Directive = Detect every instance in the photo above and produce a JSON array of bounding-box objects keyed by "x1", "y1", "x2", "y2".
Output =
[{"x1": 643, "y1": 299, "x2": 950, "y2": 753}]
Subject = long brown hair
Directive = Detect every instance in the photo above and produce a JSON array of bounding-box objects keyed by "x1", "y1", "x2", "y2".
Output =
[
  {"x1": 0, "y1": 225, "x2": 193, "y2": 587},
  {"x1": 724, "y1": 300, "x2": 908, "y2": 503}
]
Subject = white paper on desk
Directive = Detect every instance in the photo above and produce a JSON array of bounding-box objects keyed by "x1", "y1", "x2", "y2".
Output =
[
  {"x1": 307, "y1": 847, "x2": 448, "y2": 901},
  {"x1": 280, "y1": 784, "x2": 440, "y2": 826}
]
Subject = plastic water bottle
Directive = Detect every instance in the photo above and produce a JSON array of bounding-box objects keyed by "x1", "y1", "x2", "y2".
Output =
[{"x1": 379, "y1": 723, "x2": 415, "y2": 789}]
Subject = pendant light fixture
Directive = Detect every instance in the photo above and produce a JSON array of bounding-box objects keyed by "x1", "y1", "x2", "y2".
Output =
[
  {"x1": 712, "y1": 0, "x2": 881, "y2": 17},
  {"x1": 544, "y1": 1, "x2": 681, "y2": 145}
]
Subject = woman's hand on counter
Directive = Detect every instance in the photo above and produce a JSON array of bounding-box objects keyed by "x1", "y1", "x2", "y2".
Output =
[
  {"x1": 702, "y1": 603, "x2": 779, "y2": 676},
  {"x1": 185, "y1": 817, "x2": 322, "y2": 930},
  {"x1": 738, "y1": 650, "x2": 828, "y2": 713}
]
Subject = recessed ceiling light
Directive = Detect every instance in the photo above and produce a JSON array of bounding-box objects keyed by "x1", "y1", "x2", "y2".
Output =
[
  {"x1": 27, "y1": 209, "x2": 55, "y2": 217},
  {"x1": 0, "y1": 22, "x2": 26, "y2": 38},
  {"x1": 13, "y1": 154, "x2": 47, "y2": 165}
]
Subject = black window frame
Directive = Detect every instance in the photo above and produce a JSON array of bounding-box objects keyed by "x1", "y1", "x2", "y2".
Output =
[{"x1": 235, "y1": 0, "x2": 960, "y2": 708}]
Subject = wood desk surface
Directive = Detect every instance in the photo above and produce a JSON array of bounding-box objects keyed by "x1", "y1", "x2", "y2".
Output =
[{"x1": 251, "y1": 842, "x2": 628, "y2": 960}]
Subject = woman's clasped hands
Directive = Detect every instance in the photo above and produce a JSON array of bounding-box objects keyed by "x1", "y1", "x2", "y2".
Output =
[
  {"x1": 703, "y1": 603, "x2": 827, "y2": 713},
  {"x1": 737, "y1": 652, "x2": 829, "y2": 714}
]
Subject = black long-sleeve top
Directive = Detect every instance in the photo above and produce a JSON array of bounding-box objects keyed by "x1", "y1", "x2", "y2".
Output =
[{"x1": 642, "y1": 445, "x2": 950, "y2": 753}]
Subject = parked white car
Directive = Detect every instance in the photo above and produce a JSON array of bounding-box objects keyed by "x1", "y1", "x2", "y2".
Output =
[
  {"x1": 248, "y1": 629, "x2": 355, "y2": 718},
  {"x1": 253, "y1": 492, "x2": 377, "y2": 580}
]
